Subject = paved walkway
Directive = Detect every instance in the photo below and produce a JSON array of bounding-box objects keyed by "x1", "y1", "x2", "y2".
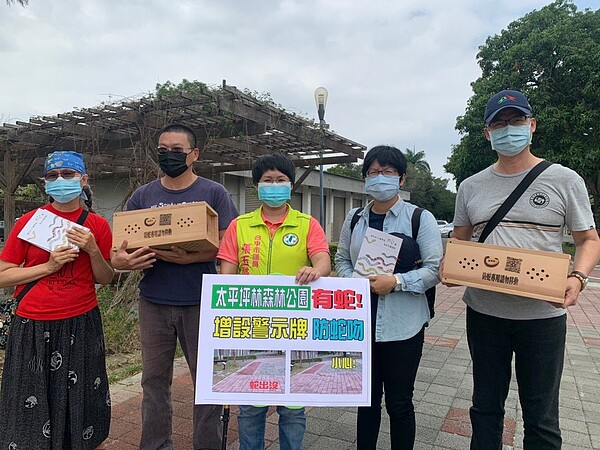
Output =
[{"x1": 105, "y1": 283, "x2": 600, "y2": 449}]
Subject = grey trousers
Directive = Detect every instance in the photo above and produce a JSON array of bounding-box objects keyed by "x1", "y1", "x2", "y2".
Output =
[{"x1": 138, "y1": 299, "x2": 223, "y2": 450}]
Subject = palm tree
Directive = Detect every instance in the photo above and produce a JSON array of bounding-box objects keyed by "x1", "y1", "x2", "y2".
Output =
[
  {"x1": 404, "y1": 148, "x2": 431, "y2": 172},
  {"x1": 326, "y1": 163, "x2": 362, "y2": 180}
]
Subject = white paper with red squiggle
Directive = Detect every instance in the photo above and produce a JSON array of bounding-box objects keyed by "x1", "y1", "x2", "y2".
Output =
[
  {"x1": 17, "y1": 209, "x2": 89, "y2": 252},
  {"x1": 352, "y1": 227, "x2": 402, "y2": 278}
]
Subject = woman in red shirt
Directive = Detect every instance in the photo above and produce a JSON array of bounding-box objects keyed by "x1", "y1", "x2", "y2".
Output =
[{"x1": 0, "y1": 151, "x2": 114, "y2": 450}]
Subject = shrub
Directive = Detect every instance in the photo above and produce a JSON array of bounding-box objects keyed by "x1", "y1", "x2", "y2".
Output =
[
  {"x1": 98, "y1": 284, "x2": 140, "y2": 356},
  {"x1": 329, "y1": 243, "x2": 338, "y2": 270}
]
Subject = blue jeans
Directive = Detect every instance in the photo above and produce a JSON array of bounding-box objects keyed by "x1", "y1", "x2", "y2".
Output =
[
  {"x1": 467, "y1": 307, "x2": 565, "y2": 450},
  {"x1": 238, "y1": 405, "x2": 306, "y2": 450}
]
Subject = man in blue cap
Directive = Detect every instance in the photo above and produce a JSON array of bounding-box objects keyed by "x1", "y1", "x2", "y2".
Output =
[{"x1": 450, "y1": 89, "x2": 600, "y2": 449}]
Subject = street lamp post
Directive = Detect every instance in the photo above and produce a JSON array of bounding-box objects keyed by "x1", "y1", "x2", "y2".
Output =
[{"x1": 314, "y1": 87, "x2": 328, "y2": 229}]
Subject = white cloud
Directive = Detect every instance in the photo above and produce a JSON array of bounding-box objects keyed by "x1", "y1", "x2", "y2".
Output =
[{"x1": 1, "y1": 0, "x2": 596, "y2": 187}]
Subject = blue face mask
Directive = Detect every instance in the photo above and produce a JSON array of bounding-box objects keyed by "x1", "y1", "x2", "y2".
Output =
[
  {"x1": 489, "y1": 124, "x2": 531, "y2": 156},
  {"x1": 45, "y1": 178, "x2": 83, "y2": 203},
  {"x1": 258, "y1": 182, "x2": 292, "y2": 208},
  {"x1": 365, "y1": 175, "x2": 400, "y2": 201}
]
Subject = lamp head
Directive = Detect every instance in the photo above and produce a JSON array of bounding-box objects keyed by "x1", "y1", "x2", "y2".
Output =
[
  {"x1": 314, "y1": 87, "x2": 328, "y2": 124},
  {"x1": 314, "y1": 87, "x2": 328, "y2": 108}
]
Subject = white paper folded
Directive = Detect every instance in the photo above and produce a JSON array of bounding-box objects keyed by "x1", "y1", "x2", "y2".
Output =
[
  {"x1": 17, "y1": 209, "x2": 89, "y2": 252},
  {"x1": 352, "y1": 227, "x2": 402, "y2": 278}
]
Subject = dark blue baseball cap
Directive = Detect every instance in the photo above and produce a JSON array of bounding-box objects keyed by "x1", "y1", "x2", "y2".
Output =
[{"x1": 484, "y1": 90, "x2": 533, "y2": 124}]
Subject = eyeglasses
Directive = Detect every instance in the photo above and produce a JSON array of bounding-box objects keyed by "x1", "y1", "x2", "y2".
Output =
[
  {"x1": 157, "y1": 146, "x2": 193, "y2": 154},
  {"x1": 366, "y1": 168, "x2": 398, "y2": 177},
  {"x1": 258, "y1": 179, "x2": 291, "y2": 185},
  {"x1": 44, "y1": 170, "x2": 82, "y2": 181},
  {"x1": 486, "y1": 115, "x2": 531, "y2": 130}
]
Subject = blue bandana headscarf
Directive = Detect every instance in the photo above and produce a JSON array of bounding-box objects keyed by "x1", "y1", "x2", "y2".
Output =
[{"x1": 44, "y1": 151, "x2": 86, "y2": 175}]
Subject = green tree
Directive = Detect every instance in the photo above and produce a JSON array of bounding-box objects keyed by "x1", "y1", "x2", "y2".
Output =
[
  {"x1": 16, "y1": 184, "x2": 45, "y2": 203},
  {"x1": 155, "y1": 80, "x2": 279, "y2": 108},
  {"x1": 445, "y1": 0, "x2": 600, "y2": 226},
  {"x1": 404, "y1": 148, "x2": 431, "y2": 172},
  {"x1": 155, "y1": 79, "x2": 209, "y2": 98},
  {"x1": 400, "y1": 149, "x2": 456, "y2": 220},
  {"x1": 404, "y1": 167, "x2": 456, "y2": 222},
  {"x1": 326, "y1": 163, "x2": 362, "y2": 180},
  {"x1": 1, "y1": 184, "x2": 46, "y2": 222}
]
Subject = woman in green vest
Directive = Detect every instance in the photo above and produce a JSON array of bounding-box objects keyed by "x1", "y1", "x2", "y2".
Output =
[{"x1": 217, "y1": 152, "x2": 331, "y2": 450}]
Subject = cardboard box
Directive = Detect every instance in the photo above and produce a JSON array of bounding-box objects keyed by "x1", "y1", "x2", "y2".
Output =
[
  {"x1": 442, "y1": 238, "x2": 570, "y2": 303},
  {"x1": 112, "y1": 202, "x2": 219, "y2": 253}
]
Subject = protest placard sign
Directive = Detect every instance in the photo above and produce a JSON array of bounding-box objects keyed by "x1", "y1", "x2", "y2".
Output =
[{"x1": 195, "y1": 275, "x2": 371, "y2": 407}]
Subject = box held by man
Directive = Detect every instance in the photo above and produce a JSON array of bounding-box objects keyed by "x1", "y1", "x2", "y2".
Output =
[
  {"x1": 112, "y1": 202, "x2": 219, "y2": 253},
  {"x1": 442, "y1": 238, "x2": 570, "y2": 303}
]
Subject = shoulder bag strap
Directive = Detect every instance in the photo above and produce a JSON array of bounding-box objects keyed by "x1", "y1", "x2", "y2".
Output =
[
  {"x1": 76, "y1": 209, "x2": 89, "y2": 226},
  {"x1": 478, "y1": 160, "x2": 552, "y2": 243},
  {"x1": 411, "y1": 208, "x2": 424, "y2": 239},
  {"x1": 15, "y1": 208, "x2": 90, "y2": 302},
  {"x1": 349, "y1": 207, "x2": 364, "y2": 234},
  {"x1": 14, "y1": 280, "x2": 38, "y2": 302}
]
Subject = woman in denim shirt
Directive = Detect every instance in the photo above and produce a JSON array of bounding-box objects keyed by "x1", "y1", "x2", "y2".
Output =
[{"x1": 335, "y1": 145, "x2": 443, "y2": 450}]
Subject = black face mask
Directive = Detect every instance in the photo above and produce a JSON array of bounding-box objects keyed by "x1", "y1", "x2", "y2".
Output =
[{"x1": 158, "y1": 151, "x2": 189, "y2": 178}]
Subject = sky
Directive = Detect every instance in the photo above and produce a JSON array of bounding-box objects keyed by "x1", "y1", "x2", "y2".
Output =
[{"x1": 1, "y1": 0, "x2": 598, "y2": 189}]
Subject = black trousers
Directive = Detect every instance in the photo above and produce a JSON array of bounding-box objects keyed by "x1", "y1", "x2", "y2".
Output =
[
  {"x1": 357, "y1": 326, "x2": 424, "y2": 450},
  {"x1": 467, "y1": 307, "x2": 566, "y2": 450}
]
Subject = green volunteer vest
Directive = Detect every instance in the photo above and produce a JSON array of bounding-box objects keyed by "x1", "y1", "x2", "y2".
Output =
[{"x1": 235, "y1": 206, "x2": 311, "y2": 275}]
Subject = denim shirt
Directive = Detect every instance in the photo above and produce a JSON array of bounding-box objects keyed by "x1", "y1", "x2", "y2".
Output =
[{"x1": 335, "y1": 198, "x2": 443, "y2": 342}]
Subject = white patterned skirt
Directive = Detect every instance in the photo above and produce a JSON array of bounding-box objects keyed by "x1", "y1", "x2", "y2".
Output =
[{"x1": 0, "y1": 306, "x2": 111, "y2": 449}]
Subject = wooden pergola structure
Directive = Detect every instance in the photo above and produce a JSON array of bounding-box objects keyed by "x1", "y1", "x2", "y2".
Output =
[{"x1": 0, "y1": 81, "x2": 366, "y2": 238}]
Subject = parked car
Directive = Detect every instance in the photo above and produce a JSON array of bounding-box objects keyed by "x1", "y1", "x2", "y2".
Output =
[
  {"x1": 437, "y1": 220, "x2": 448, "y2": 231},
  {"x1": 440, "y1": 222, "x2": 454, "y2": 238}
]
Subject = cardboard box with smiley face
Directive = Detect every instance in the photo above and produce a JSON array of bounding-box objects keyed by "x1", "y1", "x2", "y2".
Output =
[
  {"x1": 112, "y1": 202, "x2": 219, "y2": 253},
  {"x1": 442, "y1": 239, "x2": 570, "y2": 303}
]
